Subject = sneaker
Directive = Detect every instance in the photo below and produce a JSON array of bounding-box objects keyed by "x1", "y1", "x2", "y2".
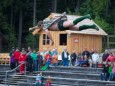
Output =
[
  {"x1": 86, "y1": 14, "x2": 92, "y2": 20},
  {"x1": 61, "y1": 12, "x2": 66, "y2": 18},
  {"x1": 61, "y1": 12, "x2": 66, "y2": 16}
]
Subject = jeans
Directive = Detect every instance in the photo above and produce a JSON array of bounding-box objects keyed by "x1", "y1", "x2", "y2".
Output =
[
  {"x1": 71, "y1": 61, "x2": 76, "y2": 66},
  {"x1": 100, "y1": 73, "x2": 109, "y2": 81},
  {"x1": 37, "y1": 61, "x2": 42, "y2": 71},
  {"x1": 92, "y1": 62, "x2": 98, "y2": 68},
  {"x1": 52, "y1": 63, "x2": 58, "y2": 66},
  {"x1": 33, "y1": 60, "x2": 37, "y2": 71},
  {"x1": 108, "y1": 72, "x2": 115, "y2": 81},
  {"x1": 80, "y1": 60, "x2": 88, "y2": 67},
  {"x1": 63, "y1": 59, "x2": 68, "y2": 66}
]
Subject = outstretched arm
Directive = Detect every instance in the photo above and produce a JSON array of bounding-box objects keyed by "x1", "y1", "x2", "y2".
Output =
[
  {"x1": 29, "y1": 26, "x2": 39, "y2": 31},
  {"x1": 45, "y1": 29, "x2": 54, "y2": 45}
]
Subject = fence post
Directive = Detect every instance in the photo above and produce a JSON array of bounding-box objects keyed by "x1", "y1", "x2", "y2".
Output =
[{"x1": 107, "y1": 35, "x2": 109, "y2": 48}]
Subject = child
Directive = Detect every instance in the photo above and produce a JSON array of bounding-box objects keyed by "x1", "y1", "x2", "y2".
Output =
[
  {"x1": 45, "y1": 76, "x2": 52, "y2": 86},
  {"x1": 100, "y1": 64, "x2": 109, "y2": 81},
  {"x1": 35, "y1": 72, "x2": 43, "y2": 86}
]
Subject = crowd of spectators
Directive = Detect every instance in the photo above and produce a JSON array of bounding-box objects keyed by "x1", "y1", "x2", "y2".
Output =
[{"x1": 9, "y1": 47, "x2": 115, "y2": 81}]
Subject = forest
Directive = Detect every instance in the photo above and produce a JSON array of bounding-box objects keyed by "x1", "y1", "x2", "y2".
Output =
[{"x1": 0, "y1": 0, "x2": 115, "y2": 50}]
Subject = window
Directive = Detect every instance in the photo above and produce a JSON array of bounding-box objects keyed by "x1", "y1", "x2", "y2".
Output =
[
  {"x1": 59, "y1": 34, "x2": 67, "y2": 45},
  {"x1": 42, "y1": 34, "x2": 50, "y2": 45}
]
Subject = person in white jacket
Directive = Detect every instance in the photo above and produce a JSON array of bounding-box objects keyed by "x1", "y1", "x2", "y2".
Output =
[{"x1": 92, "y1": 50, "x2": 99, "y2": 68}]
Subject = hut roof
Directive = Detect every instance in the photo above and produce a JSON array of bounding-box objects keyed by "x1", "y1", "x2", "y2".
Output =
[{"x1": 51, "y1": 13, "x2": 108, "y2": 36}]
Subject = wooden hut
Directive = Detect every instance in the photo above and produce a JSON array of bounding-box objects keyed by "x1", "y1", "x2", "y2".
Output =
[{"x1": 36, "y1": 13, "x2": 107, "y2": 54}]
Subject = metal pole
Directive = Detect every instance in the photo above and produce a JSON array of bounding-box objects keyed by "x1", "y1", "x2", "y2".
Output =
[{"x1": 5, "y1": 72, "x2": 7, "y2": 86}]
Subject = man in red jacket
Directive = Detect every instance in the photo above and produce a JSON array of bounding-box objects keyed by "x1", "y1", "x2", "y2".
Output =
[
  {"x1": 14, "y1": 48, "x2": 20, "y2": 67},
  {"x1": 106, "y1": 53, "x2": 115, "y2": 62}
]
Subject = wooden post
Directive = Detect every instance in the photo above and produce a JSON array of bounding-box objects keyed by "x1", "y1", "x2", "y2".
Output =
[{"x1": 107, "y1": 35, "x2": 109, "y2": 48}]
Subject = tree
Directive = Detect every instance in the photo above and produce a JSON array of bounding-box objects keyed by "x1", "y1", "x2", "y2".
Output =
[
  {"x1": 94, "y1": 16, "x2": 113, "y2": 34},
  {"x1": 25, "y1": 33, "x2": 39, "y2": 49}
]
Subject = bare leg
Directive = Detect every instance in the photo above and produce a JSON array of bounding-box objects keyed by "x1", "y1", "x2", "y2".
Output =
[
  {"x1": 63, "y1": 20, "x2": 74, "y2": 28},
  {"x1": 69, "y1": 26, "x2": 79, "y2": 31},
  {"x1": 62, "y1": 14, "x2": 91, "y2": 28}
]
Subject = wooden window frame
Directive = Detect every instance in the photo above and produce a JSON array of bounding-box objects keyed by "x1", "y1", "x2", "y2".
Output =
[{"x1": 42, "y1": 34, "x2": 50, "y2": 45}]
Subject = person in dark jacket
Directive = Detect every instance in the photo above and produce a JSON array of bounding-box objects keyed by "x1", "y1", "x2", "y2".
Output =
[
  {"x1": 102, "y1": 50, "x2": 109, "y2": 62},
  {"x1": 37, "y1": 51, "x2": 43, "y2": 71},
  {"x1": 62, "y1": 48, "x2": 69, "y2": 66},
  {"x1": 70, "y1": 50, "x2": 77, "y2": 66},
  {"x1": 26, "y1": 53, "x2": 33, "y2": 73},
  {"x1": 100, "y1": 64, "x2": 109, "y2": 81},
  {"x1": 80, "y1": 55, "x2": 89, "y2": 67},
  {"x1": 9, "y1": 47, "x2": 15, "y2": 69},
  {"x1": 82, "y1": 48, "x2": 90, "y2": 59}
]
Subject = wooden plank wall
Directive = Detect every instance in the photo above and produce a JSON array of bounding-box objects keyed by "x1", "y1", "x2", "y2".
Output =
[
  {"x1": 39, "y1": 31, "x2": 102, "y2": 54},
  {"x1": 68, "y1": 34, "x2": 102, "y2": 54},
  {"x1": 39, "y1": 31, "x2": 67, "y2": 54}
]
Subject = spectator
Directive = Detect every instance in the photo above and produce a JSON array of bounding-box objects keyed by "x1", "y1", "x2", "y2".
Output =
[
  {"x1": 19, "y1": 51, "x2": 27, "y2": 74},
  {"x1": 77, "y1": 51, "x2": 82, "y2": 62},
  {"x1": 70, "y1": 50, "x2": 77, "y2": 66},
  {"x1": 44, "y1": 51, "x2": 52, "y2": 65},
  {"x1": 52, "y1": 49, "x2": 58, "y2": 66},
  {"x1": 31, "y1": 50, "x2": 38, "y2": 71},
  {"x1": 9, "y1": 47, "x2": 15, "y2": 57},
  {"x1": 91, "y1": 50, "x2": 99, "y2": 68},
  {"x1": 45, "y1": 76, "x2": 52, "y2": 86},
  {"x1": 35, "y1": 72, "x2": 44, "y2": 86},
  {"x1": 108, "y1": 63, "x2": 113, "y2": 75},
  {"x1": 14, "y1": 48, "x2": 20, "y2": 67},
  {"x1": 82, "y1": 48, "x2": 90, "y2": 59},
  {"x1": 51, "y1": 48, "x2": 58, "y2": 56},
  {"x1": 37, "y1": 51, "x2": 43, "y2": 71},
  {"x1": 80, "y1": 55, "x2": 89, "y2": 67},
  {"x1": 9, "y1": 47, "x2": 15, "y2": 69},
  {"x1": 62, "y1": 48, "x2": 69, "y2": 66},
  {"x1": 26, "y1": 46, "x2": 32, "y2": 53},
  {"x1": 102, "y1": 50, "x2": 109, "y2": 64},
  {"x1": 10, "y1": 55, "x2": 15, "y2": 69},
  {"x1": 100, "y1": 64, "x2": 109, "y2": 81},
  {"x1": 26, "y1": 53, "x2": 33, "y2": 73},
  {"x1": 108, "y1": 63, "x2": 115, "y2": 81},
  {"x1": 106, "y1": 53, "x2": 115, "y2": 62},
  {"x1": 77, "y1": 56, "x2": 84, "y2": 67},
  {"x1": 90, "y1": 49, "x2": 94, "y2": 56},
  {"x1": 41, "y1": 51, "x2": 52, "y2": 71},
  {"x1": 40, "y1": 49, "x2": 47, "y2": 65}
]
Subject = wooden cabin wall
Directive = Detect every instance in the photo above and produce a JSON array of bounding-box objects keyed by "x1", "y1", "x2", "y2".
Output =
[
  {"x1": 68, "y1": 34, "x2": 102, "y2": 54},
  {"x1": 39, "y1": 31, "x2": 67, "y2": 54},
  {"x1": 39, "y1": 31, "x2": 102, "y2": 55}
]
